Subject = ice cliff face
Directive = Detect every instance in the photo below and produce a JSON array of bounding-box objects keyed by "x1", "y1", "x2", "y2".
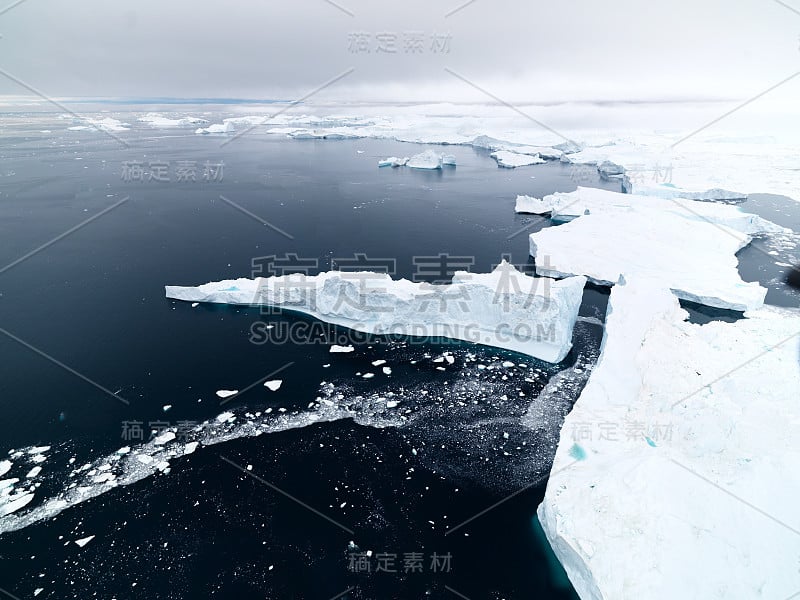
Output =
[{"x1": 166, "y1": 262, "x2": 587, "y2": 363}]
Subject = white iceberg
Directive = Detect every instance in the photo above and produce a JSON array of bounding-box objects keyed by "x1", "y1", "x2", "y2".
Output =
[
  {"x1": 407, "y1": 150, "x2": 443, "y2": 170},
  {"x1": 515, "y1": 195, "x2": 553, "y2": 214},
  {"x1": 196, "y1": 122, "x2": 235, "y2": 135},
  {"x1": 165, "y1": 262, "x2": 588, "y2": 363},
  {"x1": 538, "y1": 279, "x2": 800, "y2": 600},
  {"x1": 139, "y1": 113, "x2": 209, "y2": 128},
  {"x1": 378, "y1": 156, "x2": 409, "y2": 168},
  {"x1": 528, "y1": 187, "x2": 785, "y2": 311},
  {"x1": 491, "y1": 151, "x2": 546, "y2": 168},
  {"x1": 264, "y1": 380, "x2": 282, "y2": 391}
]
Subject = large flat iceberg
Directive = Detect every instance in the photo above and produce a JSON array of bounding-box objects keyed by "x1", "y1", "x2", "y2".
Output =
[
  {"x1": 538, "y1": 279, "x2": 800, "y2": 599},
  {"x1": 527, "y1": 187, "x2": 785, "y2": 311},
  {"x1": 165, "y1": 262, "x2": 587, "y2": 363}
]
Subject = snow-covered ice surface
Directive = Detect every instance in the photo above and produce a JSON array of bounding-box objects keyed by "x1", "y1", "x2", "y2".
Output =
[
  {"x1": 527, "y1": 187, "x2": 788, "y2": 311},
  {"x1": 538, "y1": 279, "x2": 800, "y2": 600},
  {"x1": 165, "y1": 262, "x2": 587, "y2": 363}
]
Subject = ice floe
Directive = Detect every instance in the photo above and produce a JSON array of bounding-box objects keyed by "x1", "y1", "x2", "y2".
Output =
[
  {"x1": 527, "y1": 187, "x2": 786, "y2": 311},
  {"x1": 165, "y1": 261, "x2": 587, "y2": 363},
  {"x1": 491, "y1": 151, "x2": 546, "y2": 168},
  {"x1": 264, "y1": 380, "x2": 282, "y2": 391}
]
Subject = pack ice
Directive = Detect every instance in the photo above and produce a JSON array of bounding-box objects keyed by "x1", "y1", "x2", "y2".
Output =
[
  {"x1": 525, "y1": 187, "x2": 786, "y2": 311},
  {"x1": 165, "y1": 262, "x2": 587, "y2": 363}
]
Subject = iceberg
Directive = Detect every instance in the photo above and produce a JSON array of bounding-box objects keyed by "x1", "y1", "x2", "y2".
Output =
[
  {"x1": 139, "y1": 113, "x2": 209, "y2": 128},
  {"x1": 515, "y1": 195, "x2": 555, "y2": 215},
  {"x1": 491, "y1": 151, "x2": 546, "y2": 168},
  {"x1": 538, "y1": 279, "x2": 800, "y2": 600},
  {"x1": 528, "y1": 187, "x2": 785, "y2": 311},
  {"x1": 196, "y1": 122, "x2": 235, "y2": 135},
  {"x1": 165, "y1": 262, "x2": 588, "y2": 363},
  {"x1": 407, "y1": 150, "x2": 443, "y2": 170},
  {"x1": 378, "y1": 156, "x2": 409, "y2": 168}
]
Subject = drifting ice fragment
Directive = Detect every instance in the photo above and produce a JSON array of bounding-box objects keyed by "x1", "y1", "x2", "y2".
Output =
[
  {"x1": 74, "y1": 535, "x2": 95, "y2": 548},
  {"x1": 491, "y1": 151, "x2": 545, "y2": 168},
  {"x1": 330, "y1": 345, "x2": 355, "y2": 353}
]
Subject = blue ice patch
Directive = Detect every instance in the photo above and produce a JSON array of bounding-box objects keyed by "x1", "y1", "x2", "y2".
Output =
[{"x1": 568, "y1": 444, "x2": 587, "y2": 461}]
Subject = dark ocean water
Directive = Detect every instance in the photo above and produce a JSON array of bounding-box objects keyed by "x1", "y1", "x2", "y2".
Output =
[{"x1": 0, "y1": 115, "x2": 797, "y2": 599}]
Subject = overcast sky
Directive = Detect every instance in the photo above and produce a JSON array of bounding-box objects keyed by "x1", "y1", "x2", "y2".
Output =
[{"x1": 1, "y1": 0, "x2": 799, "y2": 104}]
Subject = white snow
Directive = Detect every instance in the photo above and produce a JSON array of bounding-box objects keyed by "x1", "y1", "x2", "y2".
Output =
[
  {"x1": 74, "y1": 535, "x2": 95, "y2": 548},
  {"x1": 491, "y1": 151, "x2": 546, "y2": 168},
  {"x1": 528, "y1": 187, "x2": 785, "y2": 311},
  {"x1": 264, "y1": 380, "x2": 283, "y2": 391},
  {"x1": 538, "y1": 279, "x2": 800, "y2": 600},
  {"x1": 215, "y1": 390, "x2": 238, "y2": 399},
  {"x1": 165, "y1": 261, "x2": 587, "y2": 363},
  {"x1": 0, "y1": 461, "x2": 10, "y2": 477}
]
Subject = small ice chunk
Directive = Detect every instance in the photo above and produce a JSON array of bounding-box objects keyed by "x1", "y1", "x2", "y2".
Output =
[
  {"x1": 183, "y1": 442, "x2": 199, "y2": 455},
  {"x1": 264, "y1": 380, "x2": 283, "y2": 391},
  {"x1": 191, "y1": 302, "x2": 199, "y2": 307},
  {"x1": 362, "y1": 373, "x2": 375, "y2": 379},
  {"x1": 371, "y1": 360, "x2": 387, "y2": 366},
  {"x1": 162, "y1": 404, "x2": 172, "y2": 412},
  {"x1": 330, "y1": 345, "x2": 354, "y2": 353},
  {"x1": 74, "y1": 535, "x2": 95, "y2": 548},
  {"x1": 215, "y1": 390, "x2": 238, "y2": 399},
  {"x1": 382, "y1": 367, "x2": 392, "y2": 375},
  {"x1": 0, "y1": 460, "x2": 10, "y2": 477},
  {"x1": 153, "y1": 431, "x2": 175, "y2": 445},
  {"x1": 0, "y1": 493, "x2": 35, "y2": 517},
  {"x1": 26, "y1": 466, "x2": 42, "y2": 478}
]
